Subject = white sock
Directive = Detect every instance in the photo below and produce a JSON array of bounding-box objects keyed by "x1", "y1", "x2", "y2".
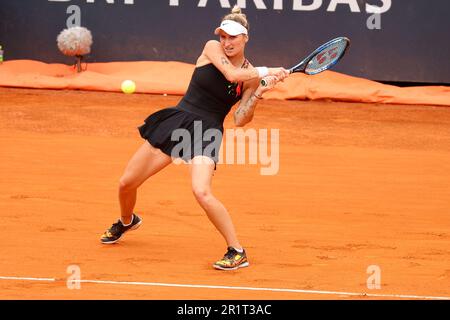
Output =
[
  {"x1": 233, "y1": 247, "x2": 244, "y2": 253},
  {"x1": 121, "y1": 215, "x2": 134, "y2": 227}
]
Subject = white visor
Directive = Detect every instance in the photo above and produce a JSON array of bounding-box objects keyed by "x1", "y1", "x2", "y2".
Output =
[{"x1": 214, "y1": 20, "x2": 248, "y2": 36}]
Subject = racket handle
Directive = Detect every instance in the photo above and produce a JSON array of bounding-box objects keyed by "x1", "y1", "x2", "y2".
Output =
[{"x1": 260, "y1": 69, "x2": 293, "y2": 87}]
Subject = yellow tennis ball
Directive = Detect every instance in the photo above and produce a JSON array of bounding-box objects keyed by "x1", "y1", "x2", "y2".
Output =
[{"x1": 121, "y1": 80, "x2": 136, "y2": 94}]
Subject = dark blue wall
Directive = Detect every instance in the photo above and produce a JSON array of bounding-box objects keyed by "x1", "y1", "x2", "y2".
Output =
[{"x1": 1, "y1": 0, "x2": 449, "y2": 84}]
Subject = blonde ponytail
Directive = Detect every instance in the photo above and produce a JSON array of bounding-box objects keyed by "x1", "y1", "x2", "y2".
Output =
[
  {"x1": 222, "y1": 6, "x2": 249, "y2": 31},
  {"x1": 231, "y1": 5, "x2": 242, "y2": 14}
]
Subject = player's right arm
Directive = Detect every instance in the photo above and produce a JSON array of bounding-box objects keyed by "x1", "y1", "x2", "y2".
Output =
[{"x1": 200, "y1": 40, "x2": 288, "y2": 83}]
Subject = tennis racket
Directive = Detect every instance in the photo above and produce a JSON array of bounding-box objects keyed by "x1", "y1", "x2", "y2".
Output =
[{"x1": 261, "y1": 36, "x2": 350, "y2": 86}]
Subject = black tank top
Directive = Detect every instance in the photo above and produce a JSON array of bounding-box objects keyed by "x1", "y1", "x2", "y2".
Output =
[{"x1": 176, "y1": 62, "x2": 247, "y2": 124}]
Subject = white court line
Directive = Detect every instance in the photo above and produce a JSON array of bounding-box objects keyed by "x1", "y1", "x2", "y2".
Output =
[
  {"x1": 0, "y1": 276, "x2": 56, "y2": 282},
  {"x1": 0, "y1": 276, "x2": 449, "y2": 300}
]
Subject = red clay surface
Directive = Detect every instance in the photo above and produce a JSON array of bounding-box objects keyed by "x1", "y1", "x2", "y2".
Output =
[{"x1": 0, "y1": 88, "x2": 449, "y2": 299}]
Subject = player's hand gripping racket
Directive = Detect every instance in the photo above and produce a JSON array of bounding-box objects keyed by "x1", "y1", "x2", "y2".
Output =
[{"x1": 261, "y1": 37, "x2": 350, "y2": 86}]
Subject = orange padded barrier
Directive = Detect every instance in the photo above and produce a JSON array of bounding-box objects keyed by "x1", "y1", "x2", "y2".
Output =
[{"x1": 0, "y1": 60, "x2": 449, "y2": 106}]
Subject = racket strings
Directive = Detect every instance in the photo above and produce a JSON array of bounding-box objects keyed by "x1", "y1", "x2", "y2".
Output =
[{"x1": 305, "y1": 40, "x2": 348, "y2": 74}]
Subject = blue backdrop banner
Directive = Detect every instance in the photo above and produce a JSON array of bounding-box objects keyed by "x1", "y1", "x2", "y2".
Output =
[{"x1": 1, "y1": 0, "x2": 449, "y2": 84}]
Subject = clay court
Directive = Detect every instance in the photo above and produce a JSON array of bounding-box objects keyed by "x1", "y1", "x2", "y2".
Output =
[{"x1": 1, "y1": 87, "x2": 449, "y2": 299}]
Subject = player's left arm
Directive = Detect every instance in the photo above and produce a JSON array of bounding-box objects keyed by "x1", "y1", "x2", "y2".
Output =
[
  {"x1": 234, "y1": 75, "x2": 279, "y2": 127},
  {"x1": 233, "y1": 79, "x2": 259, "y2": 127}
]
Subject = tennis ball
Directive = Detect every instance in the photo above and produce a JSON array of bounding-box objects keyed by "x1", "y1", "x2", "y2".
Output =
[{"x1": 121, "y1": 80, "x2": 136, "y2": 94}]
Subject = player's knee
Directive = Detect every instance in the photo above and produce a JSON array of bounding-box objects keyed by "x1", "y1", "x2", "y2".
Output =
[
  {"x1": 192, "y1": 186, "x2": 212, "y2": 204},
  {"x1": 118, "y1": 177, "x2": 136, "y2": 193}
]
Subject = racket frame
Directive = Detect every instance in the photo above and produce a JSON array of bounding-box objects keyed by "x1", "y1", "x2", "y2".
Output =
[{"x1": 260, "y1": 37, "x2": 350, "y2": 87}]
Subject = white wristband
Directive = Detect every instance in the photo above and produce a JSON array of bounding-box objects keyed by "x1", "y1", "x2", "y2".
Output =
[{"x1": 256, "y1": 66, "x2": 269, "y2": 78}]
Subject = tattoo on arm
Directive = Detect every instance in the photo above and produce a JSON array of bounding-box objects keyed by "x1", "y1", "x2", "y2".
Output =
[
  {"x1": 236, "y1": 93, "x2": 258, "y2": 121},
  {"x1": 221, "y1": 57, "x2": 229, "y2": 65}
]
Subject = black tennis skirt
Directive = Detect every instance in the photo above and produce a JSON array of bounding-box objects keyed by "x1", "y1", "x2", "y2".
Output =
[{"x1": 138, "y1": 107, "x2": 224, "y2": 164}]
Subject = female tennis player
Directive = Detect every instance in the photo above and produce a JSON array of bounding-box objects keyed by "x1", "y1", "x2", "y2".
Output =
[{"x1": 100, "y1": 6, "x2": 289, "y2": 270}]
